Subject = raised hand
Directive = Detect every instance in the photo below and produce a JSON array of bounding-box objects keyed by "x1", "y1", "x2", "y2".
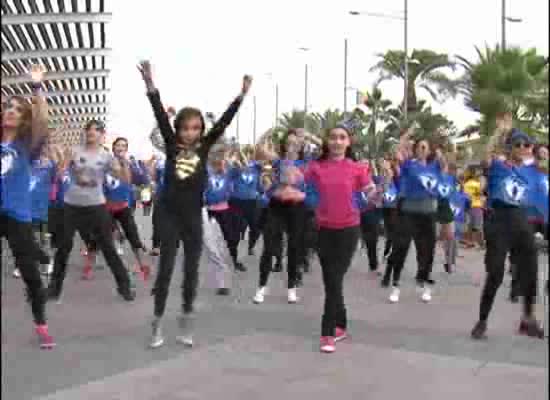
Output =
[
  {"x1": 29, "y1": 64, "x2": 46, "y2": 84},
  {"x1": 137, "y1": 60, "x2": 155, "y2": 90},
  {"x1": 241, "y1": 75, "x2": 253, "y2": 96}
]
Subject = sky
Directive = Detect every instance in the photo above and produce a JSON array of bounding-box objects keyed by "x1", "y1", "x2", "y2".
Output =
[{"x1": 104, "y1": 0, "x2": 549, "y2": 158}]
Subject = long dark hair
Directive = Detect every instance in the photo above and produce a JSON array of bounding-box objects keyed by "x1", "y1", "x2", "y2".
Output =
[
  {"x1": 173, "y1": 107, "x2": 206, "y2": 137},
  {"x1": 280, "y1": 128, "x2": 305, "y2": 160},
  {"x1": 318, "y1": 127, "x2": 356, "y2": 161}
]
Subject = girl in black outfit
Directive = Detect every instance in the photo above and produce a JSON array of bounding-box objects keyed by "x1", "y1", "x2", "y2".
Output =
[{"x1": 138, "y1": 61, "x2": 252, "y2": 349}]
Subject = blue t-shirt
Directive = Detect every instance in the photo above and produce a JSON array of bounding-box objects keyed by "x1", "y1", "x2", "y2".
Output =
[
  {"x1": 487, "y1": 160, "x2": 530, "y2": 208},
  {"x1": 399, "y1": 159, "x2": 442, "y2": 200},
  {"x1": 154, "y1": 159, "x2": 166, "y2": 196},
  {"x1": 450, "y1": 190, "x2": 471, "y2": 224},
  {"x1": 527, "y1": 166, "x2": 549, "y2": 223},
  {"x1": 205, "y1": 169, "x2": 233, "y2": 206},
  {"x1": 52, "y1": 171, "x2": 72, "y2": 207},
  {"x1": 229, "y1": 161, "x2": 262, "y2": 200},
  {"x1": 382, "y1": 181, "x2": 399, "y2": 208},
  {"x1": 104, "y1": 172, "x2": 133, "y2": 203},
  {"x1": 1, "y1": 141, "x2": 33, "y2": 222},
  {"x1": 437, "y1": 173, "x2": 457, "y2": 200},
  {"x1": 30, "y1": 159, "x2": 56, "y2": 222}
]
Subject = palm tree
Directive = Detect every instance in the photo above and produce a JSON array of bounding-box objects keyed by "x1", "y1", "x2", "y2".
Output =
[
  {"x1": 274, "y1": 110, "x2": 321, "y2": 143},
  {"x1": 310, "y1": 109, "x2": 346, "y2": 135},
  {"x1": 456, "y1": 45, "x2": 548, "y2": 136},
  {"x1": 370, "y1": 49, "x2": 459, "y2": 113}
]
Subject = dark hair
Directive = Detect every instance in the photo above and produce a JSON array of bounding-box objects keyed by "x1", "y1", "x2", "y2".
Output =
[
  {"x1": 318, "y1": 127, "x2": 355, "y2": 161},
  {"x1": 3, "y1": 96, "x2": 32, "y2": 144},
  {"x1": 112, "y1": 137, "x2": 128, "y2": 151},
  {"x1": 84, "y1": 119, "x2": 105, "y2": 132},
  {"x1": 412, "y1": 139, "x2": 437, "y2": 162},
  {"x1": 173, "y1": 107, "x2": 206, "y2": 137},
  {"x1": 279, "y1": 129, "x2": 305, "y2": 160}
]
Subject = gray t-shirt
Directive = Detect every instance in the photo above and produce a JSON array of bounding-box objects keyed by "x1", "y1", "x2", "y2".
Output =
[{"x1": 64, "y1": 146, "x2": 114, "y2": 206}]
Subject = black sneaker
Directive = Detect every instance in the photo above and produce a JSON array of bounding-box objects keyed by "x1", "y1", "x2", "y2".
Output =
[
  {"x1": 519, "y1": 319, "x2": 544, "y2": 339},
  {"x1": 248, "y1": 248, "x2": 255, "y2": 256},
  {"x1": 471, "y1": 321, "x2": 488, "y2": 340},
  {"x1": 117, "y1": 286, "x2": 136, "y2": 302},
  {"x1": 216, "y1": 288, "x2": 231, "y2": 296},
  {"x1": 443, "y1": 264, "x2": 451, "y2": 274},
  {"x1": 272, "y1": 261, "x2": 283, "y2": 272},
  {"x1": 234, "y1": 262, "x2": 247, "y2": 272}
]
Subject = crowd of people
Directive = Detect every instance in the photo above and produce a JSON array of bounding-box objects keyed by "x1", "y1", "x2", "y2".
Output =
[{"x1": 1, "y1": 62, "x2": 548, "y2": 354}]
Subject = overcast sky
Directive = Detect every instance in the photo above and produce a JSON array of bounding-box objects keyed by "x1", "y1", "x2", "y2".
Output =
[{"x1": 104, "y1": 0, "x2": 549, "y2": 158}]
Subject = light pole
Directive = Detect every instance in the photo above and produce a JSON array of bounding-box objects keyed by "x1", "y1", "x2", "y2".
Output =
[
  {"x1": 299, "y1": 47, "x2": 310, "y2": 127},
  {"x1": 265, "y1": 72, "x2": 279, "y2": 128},
  {"x1": 253, "y1": 95, "x2": 257, "y2": 145},
  {"x1": 344, "y1": 38, "x2": 348, "y2": 114},
  {"x1": 501, "y1": 0, "x2": 523, "y2": 50},
  {"x1": 350, "y1": 2, "x2": 409, "y2": 120}
]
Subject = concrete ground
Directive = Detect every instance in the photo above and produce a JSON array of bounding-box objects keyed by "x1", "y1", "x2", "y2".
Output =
[{"x1": 2, "y1": 212, "x2": 548, "y2": 400}]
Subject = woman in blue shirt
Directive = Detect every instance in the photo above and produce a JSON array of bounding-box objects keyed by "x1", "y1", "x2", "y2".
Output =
[{"x1": 1, "y1": 65, "x2": 55, "y2": 348}]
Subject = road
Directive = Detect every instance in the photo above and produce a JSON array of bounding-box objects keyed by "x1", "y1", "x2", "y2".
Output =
[{"x1": 1, "y1": 211, "x2": 548, "y2": 400}]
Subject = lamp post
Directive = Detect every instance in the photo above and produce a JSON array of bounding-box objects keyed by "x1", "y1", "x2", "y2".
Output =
[
  {"x1": 253, "y1": 95, "x2": 257, "y2": 145},
  {"x1": 501, "y1": 0, "x2": 523, "y2": 50},
  {"x1": 299, "y1": 47, "x2": 310, "y2": 127},
  {"x1": 350, "y1": 1, "x2": 408, "y2": 120},
  {"x1": 344, "y1": 38, "x2": 348, "y2": 114}
]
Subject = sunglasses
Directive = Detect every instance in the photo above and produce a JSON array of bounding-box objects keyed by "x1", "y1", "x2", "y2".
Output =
[{"x1": 513, "y1": 142, "x2": 533, "y2": 149}]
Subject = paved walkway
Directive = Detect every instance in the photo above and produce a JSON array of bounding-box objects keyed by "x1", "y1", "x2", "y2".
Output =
[{"x1": 1, "y1": 214, "x2": 548, "y2": 400}]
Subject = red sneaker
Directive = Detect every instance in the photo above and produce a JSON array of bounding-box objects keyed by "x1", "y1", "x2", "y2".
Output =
[
  {"x1": 81, "y1": 253, "x2": 95, "y2": 280},
  {"x1": 140, "y1": 264, "x2": 151, "y2": 282},
  {"x1": 335, "y1": 327, "x2": 348, "y2": 343},
  {"x1": 36, "y1": 325, "x2": 55, "y2": 349},
  {"x1": 518, "y1": 319, "x2": 544, "y2": 339},
  {"x1": 320, "y1": 336, "x2": 335, "y2": 353}
]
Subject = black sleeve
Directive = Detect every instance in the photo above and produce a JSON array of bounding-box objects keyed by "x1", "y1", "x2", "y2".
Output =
[
  {"x1": 147, "y1": 90, "x2": 176, "y2": 153},
  {"x1": 201, "y1": 95, "x2": 243, "y2": 151}
]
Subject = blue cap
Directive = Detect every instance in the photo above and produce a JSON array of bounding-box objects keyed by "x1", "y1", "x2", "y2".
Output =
[{"x1": 505, "y1": 129, "x2": 536, "y2": 151}]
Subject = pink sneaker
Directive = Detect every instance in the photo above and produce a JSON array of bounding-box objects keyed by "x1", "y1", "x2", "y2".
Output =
[
  {"x1": 81, "y1": 253, "x2": 95, "y2": 280},
  {"x1": 335, "y1": 327, "x2": 348, "y2": 342},
  {"x1": 36, "y1": 325, "x2": 55, "y2": 349},
  {"x1": 320, "y1": 336, "x2": 335, "y2": 353}
]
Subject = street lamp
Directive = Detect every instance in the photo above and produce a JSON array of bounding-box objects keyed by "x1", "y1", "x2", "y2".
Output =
[
  {"x1": 501, "y1": 0, "x2": 523, "y2": 50},
  {"x1": 265, "y1": 72, "x2": 279, "y2": 128},
  {"x1": 298, "y1": 47, "x2": 310, "y2": 119},
  {"x1": 349, "y1": 1, "x2": 409, "y2": 120}
]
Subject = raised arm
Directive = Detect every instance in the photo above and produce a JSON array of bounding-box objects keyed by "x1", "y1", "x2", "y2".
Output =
[
  {"x1": 138, "y1": 61, "x2": 176, "y2": 151},
  {"x1": 29, "y1": 65, "x2": 49, "y2": 156},
  {"x1": 485, "y1": 113, "x2": 512, "y2": 163},
  {"x1": 202, "y1": 75, "x2": 252, "y2": 149},
  {"x1": 111, "y1": 155, "x2": 132, "y2": 184}
]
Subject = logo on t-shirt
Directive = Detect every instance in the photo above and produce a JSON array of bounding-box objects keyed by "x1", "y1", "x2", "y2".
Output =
[
  {"x1": 209, "y1": 176, "x2": 225, "y2": 191},
  {"x1": 29, "y1": 175, "x2": 38, "y2": 191},
  {"x1": 438, "y1": 183, "x2": 452, "y2": 198},
  {"x1": 502, "y1": 176, "x2": 527, "y2": 204},
  {"x1": 383, "y1": 191, "x2": 396, "y2": 203},
  {"x1": 241, "y1": 172, "x2": 254, "y2": 185},
  {"x1": 105, "y1": 174, "x2": 120, "y2": 190},
  {"x1": 419, "y1": 174, "x2": 438, "y2": 193},
  {"x1": 450, "y1": 203, "x2": 461, "y2": 217},
  {"x1": 0, "y1": 147, "x2": 17, "y2": 177}
]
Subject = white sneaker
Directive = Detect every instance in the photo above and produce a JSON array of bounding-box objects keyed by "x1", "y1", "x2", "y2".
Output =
[
  {"x1": 389, "y1": 286, "x2": 400, "y2": 303},
  {"x1": 176, "y1": 313, "x2": 195, "y2": 347},
  {"x1": 253, "y1": 287, "x2": 266, "y2": 304},
  {"x1": 421, "y1": 287, "x2": 432, "y2": 303},
  {"x1": 288, "y1": 288, "x2": 299, "y2": 304},
  {"x1": 149, "y1": 319, "x2": 165, "y2": 349},
  {"x1": 116, "y1": 244, "x2": 124, "y2": 256},
  {"x1": 12, "y1": 268, "x2": 21, "y2": 279}
]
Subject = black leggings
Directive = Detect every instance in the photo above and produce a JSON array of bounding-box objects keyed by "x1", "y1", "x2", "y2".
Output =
[
  {"x1": 151, "y1": 197, "x2": 163, "y2": 249},
  {"x1": 48, "y1": 206, "x2": 64, "y2": 249},
  {"x1": 382, "y1": 208, "x2": 397, "y2": 257},
  {"x1": 318, "y1": 226, "x2": 360, "y2": 337},
  {"x1": 360, "y1": 210, "x2": 382, "y2": 271},
  {"x1": 387, "y1": 211, "x2": 437, "y2": 286},
  {"x1": 229, "y1": 198, "x2": 262, "y2": 251},
  {"x1": 88, "y1": 206, "x2": 145, "y2": 252},
  {"x1": 51, "y1": 204, "x2": 131, "y2": 293},
  {"x1": 153, "y1": 207, "x2": 203, "y2": 317},
  {"x1": 1, "y1": 214, "x2": 46, "y2": 324},
  {"x1": 258, "y1": 201, "x2": 306, "y2": 288},
  {"x1": 208, "y1": 208, "x2": 241, "y2": 264},
  {"x1": 479, "y1": 207, "x2": 538, "y2": 322}
]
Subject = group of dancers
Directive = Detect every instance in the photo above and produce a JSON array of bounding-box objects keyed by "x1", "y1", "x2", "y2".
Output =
[{"x1": 1, "y1": 62, "x2": 547, "y2": 354}]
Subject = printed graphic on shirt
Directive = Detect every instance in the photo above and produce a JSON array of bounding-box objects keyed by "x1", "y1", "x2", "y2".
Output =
[
  {"x1": 502, "y1": 176, "x2": 527, "y2": 204},
  {"x1": 418, "y1": 174, "x2": 439, "y2": 194},
  {"x1": 73, "y1": 156, "x2": 104, "y2": 187},
  {"x1": 438, "y1": 182, "x2": 453, "y2": 198},
  {"x1": 241, "y1": 171, "x2": 254, "y2": 184},
  {"x1": 383, "y1": 191, "x2": 397, "y2": 203},
  {"x1": 105, "y1": 173, "x2": 121, "y2": 190},
  {"x1": 29, "y1": 175, "x2": 38, "y2": 191},
  {"x1": 209, "y1": 176, "x2": 225, "y2": 191},
  {"x1": 1, "y1": 146, "x2": 17, "y2": 176},
  {"x1": 175, "y1": 153, "x2": 200, "y2": 181},
  {"x1": 450, "y1": 203, "x2": 461, "y2": 217}
]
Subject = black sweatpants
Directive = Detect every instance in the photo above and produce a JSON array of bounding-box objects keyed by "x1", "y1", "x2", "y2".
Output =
[
  {"x1": 153, "y1": 207, "x2": 203, "y2": 317},
  {"x1": 360, "y1": 209, "x2": 382, "y2": 271},
  {"x1": 48, "y1": 206, "x2": 64, "y2": 249},
  {"x1": 229, "y1": 198, "x2": 261, "y2": 252},
  {"x1": 88, "y1": 206, "x2": 145, "y2": 252},
  {"x1": 1, "y1": 214, "x2": 46, "y2": 324},
  {"x1": 259, "y1": 201, "x2": 306, "y2": 288},
  {"x1": 382, "y1": 207, "x2": 399, "y2": 281},
  {"x1": 479, "y1": 207, "x2": 538, "y2": 322},
  {"x1": 388, "y1": 211, "x2": 437, "y2": 286},
  {"x1": 51, "y1": 204, "x2": 131, "y2": 294},
  {"x1": 318, "y1": 226, "x2": 360, "y2": 337},
  {"x1": 208, "y1": 208, "x2": 241, "y2": 265}
]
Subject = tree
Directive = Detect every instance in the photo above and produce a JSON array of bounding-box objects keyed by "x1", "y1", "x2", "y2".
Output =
[
  {"x1": 310, "y1": 109, "x2": 345, "y2": 135},
  {"x1": 456, "y1": 45, "x2": 548, "y2": 137},
  {"x1": 370, "y1": 49, "x2": 459, "y2": 113},
  {"x1": 273, "y1": 110, "x2": 321, "y2": 144}
]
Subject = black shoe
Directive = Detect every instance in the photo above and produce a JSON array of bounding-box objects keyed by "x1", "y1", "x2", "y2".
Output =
[
  {"x1": 381, "y1": 275, "x2": 391, "y2": 288},
  {"x1": 426, "y1": 278, "x2": 436, "y2": 285},
  {"x1": 248, "y1": 248, "x2": 255, "y2": 256},
  {"x1": 117, "y1": 286, "x2": 136, "y2": 302},
  {"x1": 216, "y1": 288, "x2": 231, "y2": 296},
  {"x1": 471, "y1": 321, "x2": 488, "y2": 340},
  {"x1": 444, "y1": 264, "x2": 452, "y2": 274},
  {"x1": 519, "y1": 319, "x2": 544, "y2": 339},
  {"x1": 272, "y1": 261, "x2": 283, "y2": 272},
  {"x1": 234, "y1": 262, "x2": 247, "y2": 272},
  {"x1": 295, "y1": 277, "x2": 304, "y2": 288},
  {"x1": 509, "y1": 294, "x2": 519, "y2": 303}
]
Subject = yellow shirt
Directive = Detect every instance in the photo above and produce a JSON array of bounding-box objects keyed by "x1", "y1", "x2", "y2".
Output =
[{"x1": 464, "y1": 179, "x2": 484, "y2": 208}]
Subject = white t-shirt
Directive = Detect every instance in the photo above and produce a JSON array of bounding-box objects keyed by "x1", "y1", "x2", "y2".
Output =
[{"x1": 64, "y1": 146, "x2": 114, "y2": 206}]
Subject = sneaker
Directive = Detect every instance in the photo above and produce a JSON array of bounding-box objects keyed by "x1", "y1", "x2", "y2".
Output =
[
  {"x1": 381, "y1": 270, "x2": 392, "y2": 288},
  {"x1": 288, "y1": 288, "x2": 299, "y2": 304},
  {"x1": 320, "y1": 336, "x2": 336, "y2": 353},
  {"x1": 234, "y1": 262, "x2": 247, "y2": 272},
  {"x1": 421, "y1": 287, "x2": 432, "y2": 303},
  {"x1": 248, "y1": 248, "x2": 255, "y2": 256},
  {"x1": 149, "y1": 248, "x2": 160, "y2": 257},
  {"x1": 216, "y1": 288, "x2": 231, "y2": 296},
  {"x1": 176, "y1": 313, "x2": 195, "y2": 347},
  {"x1": 36, "y1": 325, "x2": 55, "y2": 349},
  {"x1": 518, "y1": 319, "x2": 544, "y2": 339},
  {"x1": 149, "y1": 319, "x2": 165, "y2": 349},
  {"x1": 117, "y1": 286, "x2": 136, "y2": 302},
  {"x1": 253, "y1": 287, "x2": 266, "y2": 304},
  {"x1": 272, "y1": 260, "x2": 283, "y2": 272},
  {"x1": 140, "y1": 264, "x2": 151, "y2": 281},
  {"x1": 335, "y1": 327, "x2": 348, "y2": 343},
  {"x1": 82, "y1": 264, "x2": 93, "y2": 280},
  {"x1": 471, "y1": 320, "x2": 488, "y2": 340},
  {"x1": 389, "y1": 286, "x2": 400, "y2": 303},
  {"x1": 444, "y1": 263, "x2": 452, "y2": 274},
  {"x1": 12, "y1": 269, "x2": 21, "y2": 279},
  {"x1": 116, "y1": 244, "x2": 124, "y2": 256}
]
